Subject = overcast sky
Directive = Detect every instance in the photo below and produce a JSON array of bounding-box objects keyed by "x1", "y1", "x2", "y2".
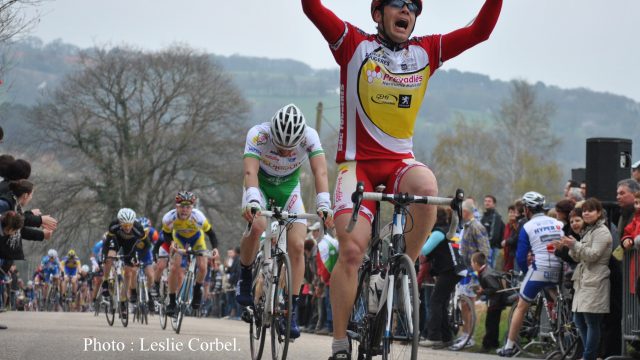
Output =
[{"x1": 28, "y1": 0, "x2": 640, "y2": 102}]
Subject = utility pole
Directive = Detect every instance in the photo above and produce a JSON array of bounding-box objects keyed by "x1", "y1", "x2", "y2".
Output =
[
  {"x1": 315, "y1": 101, "x2": 323, "y2": 135},
  {"x1": 306, "y1": 102, "x2": 324, "y2": 221}
]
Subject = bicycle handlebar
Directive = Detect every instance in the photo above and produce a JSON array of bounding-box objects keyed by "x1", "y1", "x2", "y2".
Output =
[{"x1": 346, "y1": 181, "x2": 464, "y2": 236}]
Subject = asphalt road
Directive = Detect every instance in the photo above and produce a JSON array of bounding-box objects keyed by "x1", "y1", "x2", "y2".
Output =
[{"x1": 0, "y1": 311, "x2": 506, "y2": 360}]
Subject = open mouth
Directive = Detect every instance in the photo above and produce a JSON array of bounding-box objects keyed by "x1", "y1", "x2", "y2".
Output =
[{"x1": 395, "y1": 19, "x2": 409, "y2": 31}]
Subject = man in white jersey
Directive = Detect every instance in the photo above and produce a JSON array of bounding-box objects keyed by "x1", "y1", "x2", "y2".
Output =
[
  {"x1": 498, "y1": 191, "x2": 564, "y2": 357},
  {"x1": 237, "y1": 103, "x2": 333, "y2": 339}
]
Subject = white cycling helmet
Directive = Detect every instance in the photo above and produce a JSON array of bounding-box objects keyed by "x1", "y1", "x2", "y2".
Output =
[
  {"x1": 117, "y1": 208, "x2": 137, "y2": 224},
  {"x1": 522, "y1": 191, "x2": 545, "y2": 209},
  {"x1": 81, "y1": 264, "x2": 90, "y2": 273},
  {"x1": 48, "y1": 249, "x2": 57, "y2": 258},
  {"x1": 270, "y1": 104, "x2": 306, "y2": 150}
]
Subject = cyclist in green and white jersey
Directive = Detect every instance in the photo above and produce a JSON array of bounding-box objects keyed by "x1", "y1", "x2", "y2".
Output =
[{"x1": 237, "y1": 103, "x2": 333, "y2": 339}]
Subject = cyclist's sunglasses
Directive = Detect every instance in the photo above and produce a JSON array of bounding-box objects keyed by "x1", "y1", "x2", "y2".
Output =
[{"x1": 386, "y1": 0, "x2": 420, "y2": 14}]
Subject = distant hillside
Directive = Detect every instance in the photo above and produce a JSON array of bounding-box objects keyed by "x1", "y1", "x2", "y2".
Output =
[{"x1": 2, "y1": 38, "x2": 639, "y2": 174}]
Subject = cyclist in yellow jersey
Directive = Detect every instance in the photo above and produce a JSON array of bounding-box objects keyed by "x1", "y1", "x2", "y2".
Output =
[
  {"x1": 60, "y1": 249, "x2": 82, "y2": 301},
  {"x1": 159, "y1": 191, "x2": 219, "y2": 316}
]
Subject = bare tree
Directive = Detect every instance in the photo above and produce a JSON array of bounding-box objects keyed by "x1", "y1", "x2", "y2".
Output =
[
  {"x1": 430, "y1": 115, "x2": 502, "y2": 199},
  {"x1": 496, "y1": 80, "x2": 561, "y2": 201},
  {"x1": 29, "y1": 45, "x2": 250, "y2": 250},
  {"x1": 429, "y1": 80, "x2": 562, "y2": 209},
  {"x1": 0, "y1": 0, "x2": 43, "y2": 74}
]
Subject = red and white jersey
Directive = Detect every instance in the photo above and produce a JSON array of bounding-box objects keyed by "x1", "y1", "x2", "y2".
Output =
[
  {"x1": 331, "y1": 24, "x2": 441, "y2": 162},
  {"x1": 302, "y1": 0, "x2": 502, "y2": 163}
]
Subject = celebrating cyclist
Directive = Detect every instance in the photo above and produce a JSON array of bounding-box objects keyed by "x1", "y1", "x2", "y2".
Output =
[
  {"x1": 498, "y1": 192, "x2": 564, "y2": 357},
  {"x1": 302, "y1": 0, "x2": 502, "y2": 358},
  {"x1": 60, "y1": 249, "x2": 81, "y2": 304},
  {"x1": 160, "y1": 191, "x2": 219, "y2": 316},
  {"x1": 99, "y1": 208, "x2": 149, "y2": 319},
  {"x1": 236, "y1": 103, "x2": 332, "y2": 339}
]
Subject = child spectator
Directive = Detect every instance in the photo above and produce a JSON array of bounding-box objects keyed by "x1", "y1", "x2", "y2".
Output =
[{"x1": 471, "y1": 251, "x2": 509, "y2": 352}]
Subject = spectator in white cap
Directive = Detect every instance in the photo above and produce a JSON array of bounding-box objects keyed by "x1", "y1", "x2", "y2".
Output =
[{"x1": 632, "y1": 160, "x2": 640, "y2": 183}]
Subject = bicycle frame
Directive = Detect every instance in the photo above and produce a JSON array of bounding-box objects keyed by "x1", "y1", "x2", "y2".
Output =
[
  {"x1": 256, "y1": 208, "x2": 319, "y2": 324},
  {"x1": 348, "y1": 182, "x2": 464, "y2": 359}
]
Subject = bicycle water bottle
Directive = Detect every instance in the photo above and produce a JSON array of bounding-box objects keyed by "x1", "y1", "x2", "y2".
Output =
[
  {"x1": 368, "y1": 272, "x2": 380, "y2": 313},
  {"x1": 368, "y1": 271, "x2": 385, "y2": 313}
]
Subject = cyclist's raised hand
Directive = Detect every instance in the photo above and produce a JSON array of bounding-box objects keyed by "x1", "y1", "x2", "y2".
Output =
[{"x1": 242, "y1": 201, "x2": 262, "y2": 223}]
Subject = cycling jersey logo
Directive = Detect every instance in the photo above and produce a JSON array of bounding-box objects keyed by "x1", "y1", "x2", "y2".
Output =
[
  {"x1": 398, "y1": 95, "x2": 412, "y2": 108},
  {"x1": 358, "y1": 54, "x2": 429, "y2": 139},
  {"x1": 367, "y1": 66, "x2": 383, "y2": 83},
  {"x1": 252, "y1": 131, "x2": 268, "y2": 146},
  {"x1": 371, "y1": 93, "x2": 398, "y2": 105}
]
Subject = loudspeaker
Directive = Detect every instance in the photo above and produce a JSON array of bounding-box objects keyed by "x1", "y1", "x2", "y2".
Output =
[
  {"x1": 571, "y1": 168, "x2": 586, "y2": 184},
  {"x1": 586, "y1": 138, "x2": 632, "y2": 203}
]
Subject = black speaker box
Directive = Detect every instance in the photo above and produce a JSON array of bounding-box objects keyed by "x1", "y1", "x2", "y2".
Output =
[{"x1": 585, "y1": 138, "x2": 632, "y2": 203}]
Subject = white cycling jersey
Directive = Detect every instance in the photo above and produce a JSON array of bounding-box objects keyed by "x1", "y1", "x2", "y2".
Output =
[
  {"x1": 243, "y1": 122, "x2": 324, "y2": 184},
  {"x1": 516, "y1": 213, "x2": 564, "y2": 273}
]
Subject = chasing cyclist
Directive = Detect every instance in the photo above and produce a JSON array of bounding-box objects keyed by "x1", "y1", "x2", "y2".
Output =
[
  {"x1": 159, "y1": 191, "x2": 219, "y2": 316},
  {"x1": 60, "y1": 249, "x2": 81, "y2": 306},
  {"x1": 302, "y1": 0, "x2": 503, "y2": 358},
  {"x1": 99, "y1": 208, "x2": 150, "y2": 319},
  {"x1": 236, "y1": 103, "x2": 332, "y2": 339}
]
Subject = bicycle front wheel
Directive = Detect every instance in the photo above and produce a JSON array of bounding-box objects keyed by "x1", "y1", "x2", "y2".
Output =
[
  {"x1": 381, "y1": 254, "x2": 419, "y2": 360},
  {"x1": 270, "y1": 253, "x2": 292, "y2": 360},
  {"x1": 350, "y1": 268, "x2": 374, "y2": 360},
  {"x1": 120, "y1": 301, "x2": 129, "y2": 327},
  {"x1": 250, "y1": 260, "x2": 268, "y2": 360}
]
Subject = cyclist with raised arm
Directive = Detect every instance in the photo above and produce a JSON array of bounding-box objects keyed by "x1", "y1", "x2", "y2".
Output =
[
  {"x1": 99, "y1": 208, "x2": 149, "y2": 319},
  {"x1": 302, "y1": 0, "x2": 502, "y2": 358},
  {"x1": 498, "y1": 192, "x2": 564, "y2": 357},
  {"x1": 160, "y1": 191, "x2": 219, "y2": 316},
  {"x1": 236, "y1": 103, "x2": 332, "y2": 339}
]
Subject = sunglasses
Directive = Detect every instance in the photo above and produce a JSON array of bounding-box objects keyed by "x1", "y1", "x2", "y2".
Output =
[{"x1": 386, "y1": 0, "x2": 420, "y2": 13}]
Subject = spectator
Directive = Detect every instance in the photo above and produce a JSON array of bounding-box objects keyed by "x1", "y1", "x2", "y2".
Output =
[
  {"x1": 315, "y1": 226, "x2": 338, "y2": 336},
  {"x1": 481, "y1": 195, "x2": 505, "y2": 269},
  {"x1": 299, "y1": 229, "x2": 318, "y2": 331},
  {"x1": 580, "y1": 182, "x2": 587, "y2": 199},
  {"x1": 616, "y1": 179, "x2": 640, "y2": 247},
  {"x1": 417, "y1": 254, "x2": 434, "y2": 340},
  {"x1": 9, "y1": 264, "x2": 18, "y2": 311},
  {"x1": 225, "y1": 247, "x2": 240, "y2": 319},
  {"x1": 620, "y1": 191, "x2": 640, "y2": 302},
  {"x1": 419, "y1": 207, "x2": 465, "y2": 348},
  {"x1": 560, "y1": 198, "x2": 612, "y2": 360},
  {"x1": 564, "y1": 179, "x2": 579, "y2": 199},
  {"x1": 0, "y1": 180, "x2": 54, "y2": 271},
  {"x1": 555, "y1": 199, "x2": 576, "y2": 236},
  {"x1": 501, "y1": 205, "x2": 517, "y2": 271},
  {"x1": 567, "y1": 188, "x2": 584, "y2": 203},
  {"x1": 632, "y1": 161, "x2": 640, "y2": 183},
  {"x1": 471, "y1": 252, "x2": 509, "y2": 352},
  {"x1": 457, "y1": 198, "x2": 489, "y2": 349},
  {"x1": 554, "y1": 208, "x2": 583, "y2": 267}
]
